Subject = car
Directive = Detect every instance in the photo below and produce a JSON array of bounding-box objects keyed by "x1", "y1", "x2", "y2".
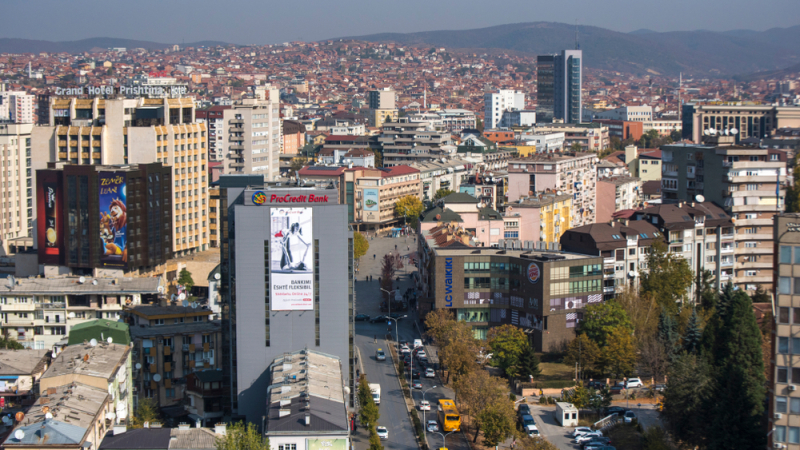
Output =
[
  {"x1": 389, "y1": 312, "x2": 404, "y2": 320},
  {"x1": 518, "y1": 404, "x2": 532, "y2": 417},
  {"x1": 603, "y1": 406, "x2": 628, "y2": 416},
  {"x1": 417, "y1": 349, "x2": 427, "y2": 358},
  {"x1": 573, "y1": 426, "x2": 594, "y2": 437},
  {"x1": 400, "y1": 345, "x2": 411, "y2": 354},
  {"x1": 354, "y1": 314, "x2": 370, "y2": 321},
  {"x1": 376, "y1": 349, "x2": 386, "y2": 361},
  {"x1": 425, "y1": 368, "x2": 436, "y2": 378},
  {"x1": 623, "y1": 411, "x2": 636, "y2": 424},
  {"x1": 411, "y1": 369, "x2": 421, "y2": 379},
  {"x1": 412, "y1": 380, "x2": 423, "y2": 389},
  {"x1": 413, "y1": 339, "x2": 423, "y2": 348},
  {"x1": 610, "y1": 385, "x2": 625, "y2": 395},
  {"x1": 418, "y1": 400, "x2": 431, "y2": 411},
  {"x1": 426, "y1": 420, "x2": 439, "y2": 433},
  {"x1": 626, "y1": 378, "x2": 643, "y2": 389},
  {"x1": 652, "y1": 384, "x2": 666, "y2": 392},
  {"x1": 586, "y1": 381, "x2": 607, "y2": 390},
  {"x1": 583, "y1": 440, "x2": 613, "y2": 450},
  {"x1": 376, "y1": 426, "x2": 388, "y2": 440},
  {"x1": 418, "y1": 355, "x2": 429, "y2": 364},
  {"x1": 575, "y1": 432, "x2": 604, "y2": 444},
  {"x1": 370, "y1": 315, "x2": 388, "y2": 323},
  {"x1": 580, "y1": 436, "x2": 611, "y2": 448}
]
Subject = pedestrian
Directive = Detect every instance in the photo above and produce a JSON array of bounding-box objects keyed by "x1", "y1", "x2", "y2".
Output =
[{"x1": 373, "y1": 254, "x2": 376, "y2": 260}]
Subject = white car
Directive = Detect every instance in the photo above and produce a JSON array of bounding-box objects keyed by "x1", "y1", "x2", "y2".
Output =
[
  {"x1": 400, "y1": 346, "x2": 411, "y2": 354},
  {"x1": 626, "y1": 378, "x2": 643, "y2": 389},
  {"x1": 418, "y1": 400, "x2": 431, "y2": 411},
  {"x1": 575, "y1": 432, "x2": 604, "y2": 443},
  {"x1": 376, "y1": 426, "x2": 388, "y2": 440},
  {"x1": 425, "y1": 368, "x2": 436, "y2": 378},
  {"x1": 412, "y1": 380, "x2": 423, "y2": 389},
  {"x1": 417, "y1": 349, "x2": 427, "y2": 358},
  {"x1": 573, "y1": 426, "x2": 594, "y2": 437},
  {"x1": 624, "y1": 410, "x2": 636, "y2": 423},
  {"x1": 427, "y1": 420, "x2": 439, "y2": 432}
]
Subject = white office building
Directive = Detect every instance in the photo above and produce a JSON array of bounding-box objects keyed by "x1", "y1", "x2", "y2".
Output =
[
  {"x1": 593, "y1": 106, "x2": 653, "y2": 122},
  {"x1": 484, "y1": 90, "x2": 525, "y2": 129}
]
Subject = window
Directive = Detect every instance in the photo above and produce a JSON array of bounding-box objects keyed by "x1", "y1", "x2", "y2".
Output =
[
  {"x1": 794, "y1": 337, "x2": 800, "y2": 355},
  {"x1": 777, "y1": 396, "x2": 788, "y2": 413},
  {"x1": 780, "y1": 246, "x2": 792, "y2": 263},
  {"x1": 779, "y1": 337, "x2": 789, "y2": 354},
  {"x1": 795, "y1": 308, "x2": 800, "y2": 324},
  {"x1": 794, "y1": 278, "x2": 800, "y2": 295},
  {"x1": 780, "y1": 307, "x2": 790, "y2": 323},
  {"x1": 776, "y1": 426, "x2": 786, "y2": 443},
  {"x1": 792, "y1": 398, "x2": 800, "y2": 414},
  {"x1": 153, "y1": 319, "x2": 165, "y2": 326},
  {"x1": 790, "y1": 428, "x2": 800, "y2": 445},
  {"x1": 780, "y1": 277, "x2": 791, "y2": 294},
  {"x1": 778, "y1": 367, "x2": 788, "y2": 383},
  {"x1": 793, "y1": 367, "x2": 800, "y2": 384},
  {"x1": 278, "y1": 445, "x2": 297, "y2": 450},
  {"x1": 166, "y1": 388, "x2": 175, "y2": 398}
]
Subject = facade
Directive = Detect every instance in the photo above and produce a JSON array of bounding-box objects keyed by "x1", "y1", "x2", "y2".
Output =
[
  {"x1": 126, "y1": 305, "x2": 222, "y2": 415},
  {"x1": 195, "y1": 105, "x2": 230, "y2": 162},
  {"x1": 36, "y1": 163, "x2": 172, "y2": 275},
  {"x1": 593, "y1": 106, "x2": 652, "y2": 122},
  {"x1": 416, "y1": 244, "x2": 602, "y2": 351},
  {"x1": 500, "y1": 110, "x2": 537, "y2": 128},
  {"x1": 0, "y1": 276, "x2": 161, "y2": 350},
  {"x1": 661, "y1": 140, "x2": 786, "y2": 292},
  {"x1": 596, "y1": 176, "x2": 642, "y2": 222},
  {"x1": 412, "y1": 158, "x2": 475, "y2": 202},
  {"x1": 220, "y1": 183, "x2": 354, "y2": 424},
  {"x1": 33, "y1": 96, "x2": 210, "y2": 257},
  {"x1": 552, "y1": 50, "x2": 583, "y2": 124},
  {"x1": 506, "y1": 193, "x2": 573, "y2": 243},
  {"x1": 536, "y1": 55, "x2": 555, "y2": 123},
  {"x1": 0, "y1": 89, "x2": 35, "y2": 124},
  {"x1": 438, "y1": 109, "x2": 477, "y2": 132},
  {"x1": 0, "y1": 349, "x2": 50, "y2": 406},
  {"x1": 530, "y1": 123, "x2": 608, "y2": 152},
  {"x1": 643, "y1": 119, "x2": 681, "y2": 137},
  {"x1": 368, "y1": 109, "x2": 398, "y2": 129},
  {"x1": 221, "y1": 92, "x2": 281, "y2": 179},
  {"x1": 561, "y1": 220, "x2": 661, "y2": 300},
  {"x1": 484, "y1": 90, "x2": 525, "y2": 129},
  {"x1": 520, "y1": 131, "x2": 565, "y2": 153},
  {"x1": 317, "y1": 148, "x2": 375, "y2": 167},
  {"x1": 282, "y1": 119, "x2": 306, "y2": 155},
  {"x1": 682, "y1": 103, "x2": 800, "y2": 143},
  {"x1": 368, "y1": 89, "x2": 397, "y2": 129},
  {"x1": 379, "y1": 122, "x2": 450, "y2": 167},
  {"x1": 507, "y1": 152, "x2": 598, "y2": 227},
  {"x1": 264, "y1": 350, "x2": 350, "y2": 450},
  {"x1": 622, "y1": 146, "x2": 662, "y2": 182},
  {"x1": 592, "y1": 119, "x2": 644, "y2": 141},
  {"x1": 0, "y1": 122, "x2": 34, "y2": 252}
]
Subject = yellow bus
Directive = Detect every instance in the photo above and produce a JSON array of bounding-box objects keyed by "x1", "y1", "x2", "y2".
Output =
[{"x1": 437, "y1": 399, "x2": 461, "y2": 432}]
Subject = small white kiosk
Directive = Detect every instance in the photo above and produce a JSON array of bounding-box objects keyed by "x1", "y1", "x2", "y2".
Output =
[{"x1": 555, "y1": 402, "x2": 579, "y2": 427}]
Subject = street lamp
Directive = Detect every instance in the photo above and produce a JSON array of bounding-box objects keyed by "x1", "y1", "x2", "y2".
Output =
[
  {"x1": 430, "y1": 430, "x2": 456, "y2": 449},
  {"x1": 380, "y1": 288, "x2": 396, "y2": 319},
  {"x1": 422, "y1": 385, "x2": 438, "y2": 427}
]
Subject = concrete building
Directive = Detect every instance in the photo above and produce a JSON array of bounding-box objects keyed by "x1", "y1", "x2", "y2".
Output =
[
  {"x1": 368, "y1": 89, "x2": 397, "y2": 129},
  {"x1": 264, "y1": 350, "x2": 349, "y2": 450},
  {"x1": 282, "y1": 120, "x2": 306, "y2": 155},
  {"x1": 500, "y1": 110, "x2": 537, "y2": 128},
  {"x1": 620, "y1": 146, "x2": 662, "y2": 182},
  {"x1": 682, "y1": 103, "x2": 800, "y2": 143},
  {"x1": 536, "y1": 55, "x2": 556, "y2": 123},
  {"x1": 0, "y1": 122, "x2": 34, "y2": 253},
  {"x1": 33, "y1": 96, "x2": 210, "y2": 257},
  {"x1": 593, "y1": 106, "x2": 652, "y2": 122},
  {"x1": 0, "y1": 349, "x2": 50, "y2": 407},
  {"x1": 484, "y1": 90, "x2": 525, "y2": 129},
  {"x1": 317, "y1": 148, "x2": 375, "y2": 168},
  {"x1": 504, "y1": 192, "x2": 573, "y2": 243},
  {"x1": 219, "y1": 183, "x2": 354, "y2": 424},
  {"x1": 378, "y1": 122, "x2": 450, "y2": 167},
  {"x1": 592, "y1": 119, "x2": 644, "y2": 142},
  {"x1": 531, "y1": 123, "x2": 608, "y2": 152},
  {"x1": 538, "y1": 50, "x2": 582, "y2": 124},
  {"x1": 507, "y1": 152, "x2": 598, "y2": 227},
  {"x1": 411, "y1": 158, "x2": 474, "y2": 202},
  {"x1": 126, "y1": 305, "x2": 222, "y2": 416},
  {"x1": 561, "y1": 220, "x2": 661, "y2": 300},
  {"x1": 520, "y1": 131, "x2": 565, "y2": 153},
  {"x1": 0, "y1": 276, "x2": 161, "y2": 350},
  {"x1": 438, "y1": 109, "x2": 477, "y2": 132},
  {"x1": 643, "y1": 119, "x2": 681, "y2": 137},
  {"x1": 195, "y1": 105, "x2": 230, "y2": 162},
  {"x1": 221, "y1": 89, "x2": 281, "y2": 180},
  {"x1": 596, "y1": 176, "x2": 642, "y2": 222},
  {"x1": 0, "y1": 89, "x2": 35, "y2": 124},
  {"x1": 661, "y1": 139, "x2": 787, "y2": 292}
]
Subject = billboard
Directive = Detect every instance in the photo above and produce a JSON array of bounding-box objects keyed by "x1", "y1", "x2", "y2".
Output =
[
  {"x1": 99, "y1": 172, "x2": 128, "y2": 268},
  {"x1": 270, "y1": 208, "x2": 314, "y2": 310},
  {"x1": 363, "y1": 189, "x2": 379, "y2": 212},
  {"x1": 42, "y1": 182, "x2": 59, "y2": 256}
]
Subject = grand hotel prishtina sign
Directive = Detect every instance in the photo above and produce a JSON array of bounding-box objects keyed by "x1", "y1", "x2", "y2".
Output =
[{"x1": 55, "y1": 85, "x2": 188, "y2": 97}]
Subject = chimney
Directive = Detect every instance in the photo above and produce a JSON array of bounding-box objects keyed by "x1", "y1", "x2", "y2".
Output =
[
  {"x1": 195, "y1": 419, "x2": 202, "y2": 428},
  {"x1": 214, "y1": 423, "x2": 227, "y2": 436},
  {"x1": 113, "y1": 424, "x2": 127, "y2": 435},
  {"x1": 304, "y1": 413, "x2": 311, "y2": 426}
]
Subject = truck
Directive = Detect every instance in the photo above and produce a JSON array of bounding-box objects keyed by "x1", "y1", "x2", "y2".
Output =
[{"x1": 369, "y1": 383, "x2": 381, "y2": 405}]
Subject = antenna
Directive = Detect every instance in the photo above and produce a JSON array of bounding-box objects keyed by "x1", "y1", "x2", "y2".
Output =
[{"x1": 575, "y1": 20, "x2": 580, "y2": 50}]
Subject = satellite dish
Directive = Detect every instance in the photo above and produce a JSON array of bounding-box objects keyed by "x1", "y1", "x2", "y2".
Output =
[
  {"x1": 107, "y1": 337, "x2": 113, "y2": 344},
  {"x1": 178, "y1": 293, "x2": 186, "y2": 301},
  {"x1": 92, "y1": 280, "x2": 98, "y2": 285},
  {"x1": 79, "y1": 276, "x2": 86, "y2": 284},
  {"x1": 723, "y1": 129, "x2": 729, "y2": 135},
  {"x1": 158, "y1": 286, "x2": 164, "y2": 294},
  {"x1": 730, "y1": 128, "x2": 739, "y2": 135},
  {"x1": 45, "y1": 413, "x2": 53, "y2": 420},
  {"x1": 182, "y1": 300, "x2": 189, "y2": 307},
  {"x1": 703, "y1": 129, "x2": 710, "y2": 136},
  {"x1": 2, "y1": 416, "x2": 10, "y2": 425},
  {"x1": 68, "y1": 312, "x2": 76, "y2": 319},
  {"x1": 153, "y1": 374, "x2": 162, "y2": 382},
  {"x1": 214, "y1": 273, "x2": 221, "y2": 280},
  {"x1": 135, "y1": 363, "x2": 142, "y2": 370},
  {"x1": 191, "y1": 302, "x2": 198, "y2": 309},
  {"x1": 51, "y1": 351, "x2": 57, "y2": 358},
  {"x1": 170, "y1": 294, "x2": 176, "y2": 301},
  {"x1": 90, "y1": 339, "x2": 98, "y2": 347},
  {"x1": 105, "y1": 412, "x2": 116, "y2": 420},
  {"x1": 628, "y1": 271, "x2": 637, "y2": 278},
  {"x1": 6, "y1": 275, "x2": 15, "y2": 289},
  {"x1": 696, "y1": 194, "x2": 705, "y2": 202},
  {"x1": 14, "y1": 430, "x2": 24, "y2": 441}
]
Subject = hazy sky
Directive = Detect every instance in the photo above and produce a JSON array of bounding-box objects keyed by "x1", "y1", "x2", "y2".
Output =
[{"x1": 4, "y1": 0, "x2": 798, "y2": 44}]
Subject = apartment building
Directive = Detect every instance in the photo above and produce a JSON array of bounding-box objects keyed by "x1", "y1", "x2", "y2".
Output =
[
  {"x1": 500, "y1": 110, "x2": 537, "y2": 128},
  {"x1": 282, "y1": 119, "x2": 306, "y2": 155},
  {"x1": 0, "y1": 123, "x2": 34, "y2": 252},
  {"x1": 561, "y1": 220, "x2": 661, "y2": 300},
  {"x1": 33, "y1": 96, "x2": 210, "y2": 257},
  {"x1": 531, "y1": 123, "x2": 609, "y2": 151},
  {"x1": 411, "y1": 157, "x2": 474, "y2": 202},
  {"x1": 507, "y1": 152, "x2": 598, "y2": 227},
  {"x1": 484, "y1": 89, "x2": 525, "y2": 129},
  {"x1": 596, "y1": 176, "x2": 642, "y2": 222},
  {"x1": 593, "y1": 106, "x2": 653, "y2": 122},
  {"x1": 221, "y1": 90, "x2": 281, "y2": 180},
  {"x1": 126, "y1": 304, "x2": 222, "y2": 413},
  {"x1": 368, "y1": 88, "x2": 398, "y2": 129},
  {"x1": 378, "y1": 121, "x2": 450, "y2": 167},
  {"x1": 682, "y1": 103, "x2": 800, "y2": 143},
  {"x1": 592, "y1": 119, "x2": 644, "y2": 141},
  {"x1": 503, "y1": 192, "x2": 573, "y2": 243},
  {"x1": 661, "y1": 139, "x2": 787, "y2": 292},
  {"x1": 618, "y1": 145, "x2": 662, "y2": 182},
  {"x1": 520, "y1": 131, "x2": 565, "y2": 153},
  {"x1": 195, "y1": 105, "x2": 230, "y2": 161},
  {"x1": 0, "y1": 349, "x2": 50, "y2": 407},
  {"x1": 0, "y1": 89, "x2": 34, "y2": 124},
  {"x1": 0, "y1": 276, "x2": 162, "y2": 350},
  {"x1": 643, "y1": 119, "x2": 682, "y2": 137},
  {"x1": 438, "y1": 109, "x2": 477, "y2": 132}
]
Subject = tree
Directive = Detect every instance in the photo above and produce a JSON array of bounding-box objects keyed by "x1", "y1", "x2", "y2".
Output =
[
  {"x1": 425, "y1": 308, "x2": 479, "y2": 383},
  {"x1": 519, "y1": 436, "x2": 560, "y2": 450},
  {"x1": 563, "y1": 334, "x2": 601, "y2": 378},
  {"x1": 394, "y1": 195, "x2": 424, "y2": 228},
  {"x1": 697, "y1": 269, "x2": 718, "y2": 312},
  {"x1": 433, "y1": 188, "x2": 454, "y2": 201},
  {"x1": 515, "y1": 344, "x2": 541, "y2": 380},
  {"x1": 578, "y1": 300, "x2": 632, "y2": 347},
  {"x1": 615, "y1": 288, "x2": 660, "y2": 342},
  {"x1": 0, "y1": 338, "x2": 24, "y2": 350},
  {"x1": 570, "y1": 142, "x2": 583, "y2": 152},
  {"x1": 601, "y1": 327, "x2": 637, "y2": 378},
  {"x1": 353, "y1": 232, "x2": 369, "y2": 260},
  {"x1": 669, "y1": 130, "x2": 682, "y2": 142},
  {"x1": 379, "y1": 254, "x2": 397, "y2": 302},
  {"x1": 476, "y1": 397, "x2": 516, "y2": 446},
  {"x1": 751, "y1": 285, "x2": 771, "y2": 303},
  {"x1": 661, "y1": 354, "x2": 712, "y2": 449},
  {"x1": 639, "y1": 334, "x2": 669, "y2": 384},
  {"x1": 368, "y1": 427, "x2": 383, "y2": 450},
  {"x1": 563, "y1": 385, "x2": 592, "y2": 409},
  {"x1": 640, "y1": 241, "x2": 693, "y2": 314},
  {"x1": 131, "y1": 398, "x2": 160, "y2": 428},
  {"x1": 177, "y1": 268, "x2": 195, "y2": 291},
  {"x1": 215, "y1": 421, "x2": 269, "y2": 450},
  {"x1": 455, "y1": 370, "x2": 506, "y2": 440},
  {"x1": 657, "y1": 312, "x2": 680, "y2": 360},
  {"x1": 357, "y1": 375, "x2": 380, "y2": 428},
  {"x1": 476, "y1": 118, "x2": 484, "y2": 132},
  {"x1": 682, "y1": 309, "x2": 702, "y2": 354},
  {"x1": 487, "y1": 324, "x2": 529, "y2": 378},
  {"x1": 586, "y1": 386, "x2": 613, "y2": 416},
  {"x1": 372, "y1": 149, "x2": 383, "y2": 168},
  {"x1": 785, "y1": 164, "x2": 800, "y2": 213},
  {"x1": 288, "y1": 157, "x2": 308, "y2": 178}
]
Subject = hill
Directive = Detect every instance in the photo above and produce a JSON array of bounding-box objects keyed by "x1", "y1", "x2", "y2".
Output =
[
  {"x1": 733, "y1": 62, "x2": 800, "y2": 82},
  {"x1": 0, "y1": 37, "x2": 230, "y2": 54},
  {"x1": 337, "y1": 22, "x2": 800, "y2": 76}
]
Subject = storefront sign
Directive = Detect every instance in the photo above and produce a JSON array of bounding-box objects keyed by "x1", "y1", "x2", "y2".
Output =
[
  {"x1": 54, "y1": 85, "x2": 187, "y2": 97},
  {"x1": 444, "y1": 257, "x2": 453, "y2": 307},
  {"x1": 527, "y1": 262, "x2": 540, "y2": 284},
  {"x1": 251, "y1": 191, "x2": 330, "y2": 204}
]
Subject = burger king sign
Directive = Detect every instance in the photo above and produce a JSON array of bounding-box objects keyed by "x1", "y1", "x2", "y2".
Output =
[{"x1": 527, "y1": 262, "x2": 541, "y2": 284}]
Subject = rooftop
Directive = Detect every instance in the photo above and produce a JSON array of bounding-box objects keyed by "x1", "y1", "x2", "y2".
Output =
[
  {"x1": 43, "y1": 342, "x2": 129, "y2": 381},
  {"x1": 0, "y1": 349, "x2": 49, "y2": 376},
  {"x1": 130, "y1": 320, "x2": 221, "y2": 339},
  {"x1": 431, "y1": 246, "x2": 601, "y2": 261},
  {"x1": 127, "y1": 304, "x2": 213, "y2": 319},
  {"x1": 5, "y1": 277, "x2": 162, "y2": 295},
  {"x1": 509, "y1": 151, "x2": 597, "y2": 163}
]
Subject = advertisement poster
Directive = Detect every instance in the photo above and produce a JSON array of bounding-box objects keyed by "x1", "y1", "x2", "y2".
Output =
[
  {"x1": 270, "y1": 208, "x2": 314, "y2": 310},
  {"x1": 363, "y1": 188, "x2": 379, "y2": 212},
  {"x1": 43, "y1": 182, "x2": 59, "y2": 255},
  {"x1": 98, "y1": 172, "x2": 128, "y2": 268}
]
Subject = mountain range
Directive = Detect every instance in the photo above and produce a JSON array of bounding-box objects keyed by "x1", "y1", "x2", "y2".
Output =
[
  {"x1": 0, "y1": 37, "x2": 227, "y2": 55},
  {"x1": 338, "y1": 22, "x2": 800, "y2": 77}
]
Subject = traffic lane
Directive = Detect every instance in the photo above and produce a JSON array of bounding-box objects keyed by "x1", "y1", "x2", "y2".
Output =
[
  {"x1": 355, "y1": 322, "x2": 417, "y2": 450},
  {"x1": 529, "y1": 406, "x2": 576, "y2": 450},
  {"x1": 629, "y1": 404, "x2": 660, "y2": 430}
]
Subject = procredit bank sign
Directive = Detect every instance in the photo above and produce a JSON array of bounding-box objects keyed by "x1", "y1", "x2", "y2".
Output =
[{"x1": 54, "y1": 85, "x2": 188, "y2": 96}]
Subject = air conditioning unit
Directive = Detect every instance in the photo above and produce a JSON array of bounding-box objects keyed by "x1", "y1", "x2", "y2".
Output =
[
  {"x1": 775, "y1": 413, "x2": 783, "y2": 419},
  {"x1": 773, "y1": 443, "x2": 784, "y2": 449},
  {"x1": 790, "y1": 385, "x2": 797, "y2": 391}
]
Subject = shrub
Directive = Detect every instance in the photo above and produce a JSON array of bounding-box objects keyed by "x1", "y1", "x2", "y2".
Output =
[{"x1": 509, "y1": 393, "x2": 517, "y2": 402}]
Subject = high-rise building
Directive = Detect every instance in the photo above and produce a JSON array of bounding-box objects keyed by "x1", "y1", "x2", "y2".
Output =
[
  {"x1": 0, "y1": 123, "x2": 34, "y2": 253},
  {"x1": 0, "y1": 87, "x2": 34, "y2": 124},
  {"x1": 221, "y1": 88, "x2": 281, "y2": 180},
  {"x1": 681, "y1": 103, "x2": 800, "y2": 143},
  {"x1": 32, "y1": 96, "x2": 209, "y2": 257},
  {"x1": 538, "y1": 50, "x2": 583, "y2": 124},
  {"x1": 196, "y1": 105, "x2": 231, "y2": 161},
  {"x1": 220, "y1": 182, "x2": 354, "y2": 423},
  {"x1": 368, "y1": 88, "x2": 398, "y2": 130},
  {"x1": 484, "y1": 90, "x2": 525, "y2": 129},
  {"x1": 661, "y1": 137, "x2": 787, "y2": 293}
]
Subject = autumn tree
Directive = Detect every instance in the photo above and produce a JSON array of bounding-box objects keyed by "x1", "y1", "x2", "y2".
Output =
[
  {"x1": 578, "y1": 300, "x2": 632, "y2": 347},
  {"x1": 433, "y1": 188, "x2": 455, "y2": 201},
  {"x1": 639, "y1": 334, "x2": 669, "y2": 384},
  {"x1": 131, "y1": 398, "x2": 160, "y2": 428},
  {"x1": 353, "y1": 232, "x2": 369, "y2": 260},
  {"x1": 615, "y1": 288, "x2": 660, "y2": 343},
  {"x1": 476, "y1": 397, "x2": 516, "y2": 446},
  {"x1": 380, "y1": 254, "x2": 397, "y2": 302},
  {"x1": 394, "y1": 195, "x2": 424, "y2": 227},
  {"x1": 215, "y1": 422, "x2": 269, "y2": 450},
  {"x1": 640, "y1": 241, "x2": 693, "y2": 314},
  {"x1": 487, "y1": 324, "x2": 529, "y2": 378},
  {"x1": 357, "y1": 375, "x2": 380, "y2": 428},
  {"x1": 455, "y1": 370, "x2": 507, "y2": 440},
  {"x1": 602, "y1": 327, "x2": 637, "y2": 378},
  {"x1": 563, "y1": 334, "x2": 602, "y2": 378},
  {"x1": 425, "y1": 309, "x2": 478, "y2": 383}
]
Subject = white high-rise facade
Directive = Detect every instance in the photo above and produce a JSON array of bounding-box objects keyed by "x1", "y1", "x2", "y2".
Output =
[
  {"x1": 221, "y1": 86, "x2": 281, "y2": 180},
  {"x1": 0, "y1": 123, "x2": 34, "y2": 253},
  {"x1": 0, "y1": 87, "x2": 34, "y2": 124},
  {"x1": 484, "y1": 90, "x2": 525, "y2": 129}
]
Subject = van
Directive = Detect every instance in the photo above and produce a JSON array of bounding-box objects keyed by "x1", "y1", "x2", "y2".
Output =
[{"x1": 414, "y1": 339, "x2": 423, "y2": 349}]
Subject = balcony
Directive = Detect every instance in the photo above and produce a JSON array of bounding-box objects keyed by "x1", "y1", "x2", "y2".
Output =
[
  {"x1": 603, "y1": 257, "x2": 616, "y2": 266},
  {"x1": 0, "y1": 303, "x2": 35, "y2": 312},
  {"x1": 720, "y1": 259, "x2": 734, "y2": 267},
  {"x1": 228, "y1": 119, "x2": 244, "y2": 125},
  {"x1": 720, "y1": 246, "x2": 734, "y2": 254},
  {"x1": 36, "y1": 302, "x2": 66, "y2": 309},
  {"x1": 229, "y1": 162, "x2": 244, "y2": 169},
  {"x1": 603, "y1": 287, "x2": 616, "y2": 294},
  {"x1": 229, "y1": 145, "x2": 244, "y2": 151}
]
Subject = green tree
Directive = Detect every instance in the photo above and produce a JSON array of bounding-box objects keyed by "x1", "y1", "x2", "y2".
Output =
[
  {"x1": 368, "y1": 427, "x2": 383, "y2": 450},
  {"x1": 785, "y1": 164, "x2": 800, "y2": 213},
  {"x1": 476, "y1": 397, "x2": 516, "y2": 446},
  {"x1": 393, "y1": 195, "x2": 424, "y2": 228},
  {"x1": 353, "y1": 232, "x2": 369, "y2": 260},
  {"x1": 357, "y1": 375, "x2": 380, "y2": 428},
  {"x1": 215, "y1": 421, "x2": 269, "y2": 450},
  {"x1": 563, "y1": 334, "x2": 602, "y2": 377},
  {"x1": 669, "y1": 130, "x2": 682, "y2": 142},
  {"x1": 602, "y1": 327, "x2": 637, "y2": 378},
  {"x1": 751, "y1": 285, "x2": 771, "y2": 303},
  {"x1": 657, "y1": 312, "x2": 680, "y2": 360},
  {"x1": 586, "y1": 386, "x2": 613, "y2": 416},
  {"x1": 578, "y1": 300, "x2": 632, "y2": 347},
  {"x1": 476, "y1": 118, "x2": 484, "y2": 132},
  {"x1": 487, "y1": 324, "x2": 529, "y2": 378},
  {"x1": 662, "y1": 354, "x2": 712, "y2": 449},
  {"x1": 697, "y1": 269, "x2": 718, "y2": 312},
  {"x1": 0, "y1": 338, "x2": 24, "y2": 350},
  {"x1": 570, "y1": 142, "x2": 583, "y2": 152},
  {"x1": 515, "y1": 344, "x2": 541, "y2": 380},
  {"x1": 641, "y1": 426, "x2": 676, "y2": 450},
  {"x1": 563, "y1": 385, "x2": 592, "y2": 409},
  {"x1": 288, "y1": 157, "x2": 309, "y2": 178},
  {"x1": 372, "y1": 149, "x2": 383, "y2": 168},
  {"x1": 433, "y1": 188, "x2": 454, "y2": 201},
  {"x1": 615, "y1": 288, "x2": 660, "y2": 342},
  {"x1": 177, "y1": 268, "x2": 195, "y2": 291},
  {"x1": 640, "y1": 241, "x2": 693, "y2": 314},
  {"x1": 682, "y1": 309, "x2": 702, "y2": 354},
  {"x1": 131, "y1": 398, "x2": 160, "y2": 428}
]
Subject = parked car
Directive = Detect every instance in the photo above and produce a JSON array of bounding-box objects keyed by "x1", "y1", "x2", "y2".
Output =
[
  {"x1": 573, "y1": 426, "x2": 594, "y2": 437},
  {"x1": 412, "y1": 380, "x2": 423, "y2": 389},
  {"x1": 610, "y1": 384, "x2": 625, "y2": 395},
  {"x1": 626, "y1": 378, "x2": 643, "y2": 389},
  {"x1": 425, "y1": 368, "x2": 436, "y2": 378},
  {"x1": 418, "y1": 400, "x2": 431, "y2": 411},
  {"x1": 652, "y1": 384, "x2": 666, "y2": 392},
  {"x1": 575, "y1": 432, "x2": 604, "y2": 444},
  {"x1": 586, "y1": 381, "x2": 607, "y2": 390},
  {"x1": 389, "y1": 312, "x2": 404, "y2": 320},
  {"x1": 376, "y1": 426, "x2": 388, "y2": 440},
  {"x1": 518, "y1": 404, "x2": 532, "y2": 417},
  {"x1": 355, "y1": 314, "x2": 370, "y2": 321},
  {"x1": 603, "y1": 406, "x2": 628, "y2": 416},
  {"x1": 624, "y1": 411, "x2": 636, "y2": 424},
  {"x1": 581, "y1": 437, "x2": 611, "y2": 449},
  {"x1": 426, "y1": 420, "x2": 439, "y2": 433},
  {"x1": 370, "y1": 315, "x2": 388, "y2": 323}
]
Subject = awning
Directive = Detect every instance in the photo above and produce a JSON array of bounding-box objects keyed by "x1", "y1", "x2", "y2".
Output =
[{"x1": 0, "y1": 376, "x2": 19, "y2": 380}]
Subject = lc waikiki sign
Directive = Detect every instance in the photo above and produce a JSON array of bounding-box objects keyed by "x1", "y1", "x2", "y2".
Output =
[{"x1": 444, "y1": 257, "x2": 453, "y2": 307}]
